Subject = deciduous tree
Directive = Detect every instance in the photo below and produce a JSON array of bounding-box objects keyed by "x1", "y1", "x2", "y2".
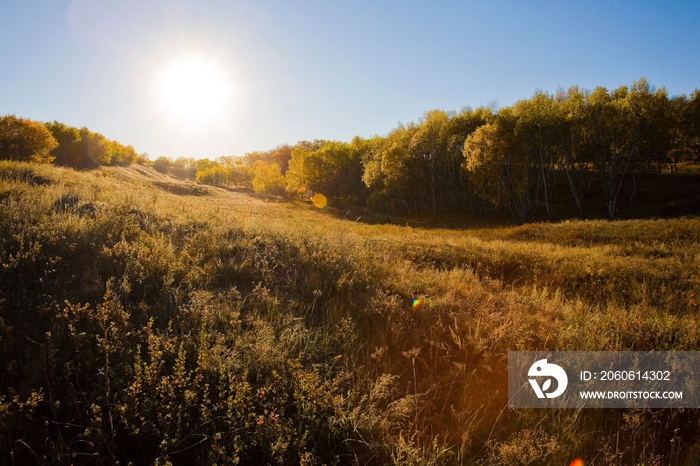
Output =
[
  {"x1": 463, "y1": 108, "x2": 539, "y2": 223},
  {"x1": 251, "y1": 160, "x2": 285, "y2": 194},
  {"x1": 45, "y1": 121, "x2": 83, "y2": 166},
  {"x1": 0, "y1": 115, "x2": 57, "y2": 163}
]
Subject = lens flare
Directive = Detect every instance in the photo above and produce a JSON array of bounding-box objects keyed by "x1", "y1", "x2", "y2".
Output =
[
  {"x1": 412, "y1": 298, "x2": 423, "y2": 309},
  {"x1": 570, "y1": 459, "x2": 584, "y2": 466},
  {"x1": 311, "y1": 193, "x2": 327, "y2": 208}
]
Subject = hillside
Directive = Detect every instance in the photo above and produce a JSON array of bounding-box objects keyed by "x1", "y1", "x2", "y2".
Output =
[{"x1": 1, "y1": 161, "x2": 700, "y2": 465}]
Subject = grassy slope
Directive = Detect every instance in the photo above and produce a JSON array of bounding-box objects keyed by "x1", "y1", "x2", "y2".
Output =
[{"x1": 1, "y1": 161, "x2": 700, "y2": 465}]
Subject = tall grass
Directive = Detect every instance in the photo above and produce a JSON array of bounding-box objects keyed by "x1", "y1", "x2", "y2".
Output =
[{"x1": 1, "y1": 161, "x2": 699, "y2": 464}]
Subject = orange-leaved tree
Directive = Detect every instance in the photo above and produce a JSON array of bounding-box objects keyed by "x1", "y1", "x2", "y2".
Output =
[{"x1": 0, "y1": 115, "x2": 57, "y2": 163}]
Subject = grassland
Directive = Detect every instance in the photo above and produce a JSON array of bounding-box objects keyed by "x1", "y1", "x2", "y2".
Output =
[{"x1": 1, "y1": 161, "x2": 700, "y2": 465}]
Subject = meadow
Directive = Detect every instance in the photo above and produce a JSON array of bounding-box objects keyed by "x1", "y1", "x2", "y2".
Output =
[{"x1": 1, "y1": 160, "x2": 700, "y2": 465}]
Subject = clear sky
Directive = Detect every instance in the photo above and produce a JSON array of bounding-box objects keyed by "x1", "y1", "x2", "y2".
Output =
[{"x1": 1, "y1": 0, "x2": 699, "y2": 159}]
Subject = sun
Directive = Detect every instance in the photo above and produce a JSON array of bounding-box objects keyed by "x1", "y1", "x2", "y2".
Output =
[{"x1": 157, "y1": 56, "x2": 230, "y2": 124}]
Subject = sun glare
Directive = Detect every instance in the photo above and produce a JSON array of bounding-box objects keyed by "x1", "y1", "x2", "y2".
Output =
[{"x1": 157, "y1": 57, "x2": 230, "y2": 124}]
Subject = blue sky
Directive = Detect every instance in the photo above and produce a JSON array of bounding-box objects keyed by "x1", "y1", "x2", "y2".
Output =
[{"x1": 1, "y1": 0, "x2": 699, "y2": 159}]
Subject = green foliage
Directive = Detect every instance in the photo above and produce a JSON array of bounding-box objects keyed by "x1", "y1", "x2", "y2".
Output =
[
  {"x1": 0, "y1": 115, "x2": 57, "y2": 163},
  {"x1": 464, "y1": 109, "x2": 532, "y2": 221},
  {"x1": 361, "y1": 108, "x2": 490, "y2": 215},
  {"x1": 362, "y1": 124, "x2": 417, "y2": 211},
  {"x1": 464, "y1": 102, "x2": 554, "y2": 223},
  {"x1": 462, "y1": 80, "x2": 700, "y2": 221}
]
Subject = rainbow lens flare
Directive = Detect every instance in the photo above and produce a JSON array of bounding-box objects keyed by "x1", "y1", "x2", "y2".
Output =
[
  {"x1": 311, "y1": 193, "x2": 327, "y2": 208},
  {"x1": 412, "y1": 298, "x2": 423, "y2": 309}
]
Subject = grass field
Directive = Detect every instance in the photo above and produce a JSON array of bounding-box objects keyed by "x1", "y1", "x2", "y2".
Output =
[{"x1": 2, "y1": 161, "x2": 700, "y2": 465}]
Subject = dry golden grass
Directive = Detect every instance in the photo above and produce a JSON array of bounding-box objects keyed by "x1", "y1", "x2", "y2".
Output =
[{"x1": 1, "y1": 161, "x2": 700, "y2": 465}]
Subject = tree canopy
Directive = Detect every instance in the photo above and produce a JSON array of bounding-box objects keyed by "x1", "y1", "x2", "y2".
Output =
[
  {"x1": 0, "y1": 115, "x2": 57, "y2": 163},
  {"x1": 45, "y1": 121, "x2": 139, "y2": 168},
  {"x1": 182, "y1": 79, "x2": 699, "y2": 223},
  {"x1": 10, "y1": 78, "x2": 700, "y2": 223}
]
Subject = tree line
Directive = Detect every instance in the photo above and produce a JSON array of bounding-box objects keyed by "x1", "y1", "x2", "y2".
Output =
[
  {"x1": 4, "y1": 78, "x2": 700, "y2": 221},
  {"x1": 153, "y1": 146, "x2": 292, "y2": 196},
  {"x1": 180, "y1": 78, "x2": 699, "y2": 221},
  {"x1": 0, "y1": 115, "x2": 143, "y2": 168},
  {"x1": 464, "y1": 80, "x2": 700, "y2": 221}
]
